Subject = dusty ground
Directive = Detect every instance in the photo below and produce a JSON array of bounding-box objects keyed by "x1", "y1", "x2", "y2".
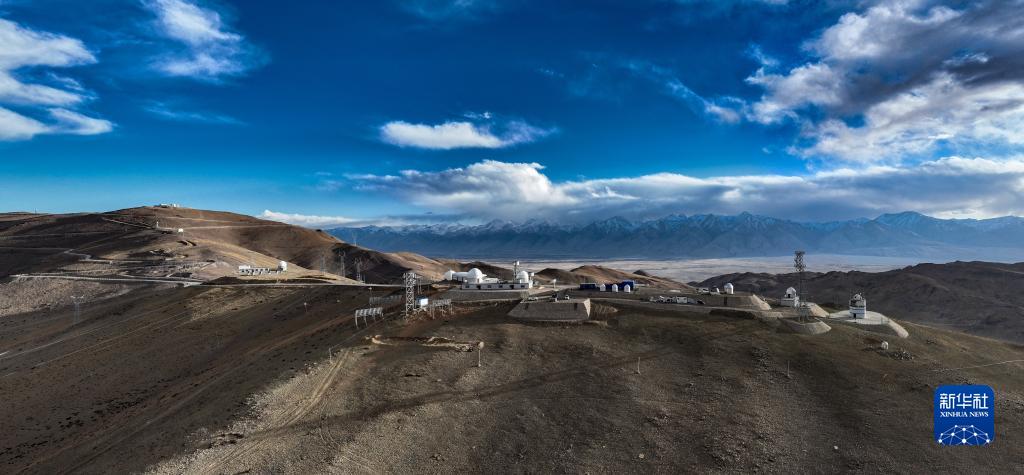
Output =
[
  {"x1": 0, "y1": 281, "x2": 401, "y2": 473},
  {"x1": 4, "y1": 277, "x2": 1019, "y2": 474}
]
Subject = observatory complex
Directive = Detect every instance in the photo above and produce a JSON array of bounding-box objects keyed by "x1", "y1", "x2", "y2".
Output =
[
  {"x1": 237, "y1": 261, "x2": 288, "y2": 276},
  {"x1": 444, "y1": 267, "x2": 534, "y2": 290}
]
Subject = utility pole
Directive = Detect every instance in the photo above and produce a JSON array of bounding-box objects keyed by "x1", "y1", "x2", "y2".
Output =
[
  {"x1": 338, "y1": 251, "x2": 346, "y2": 278},
  {"x1": 70, "y1": 295, "x2": 84, "y2": 325},
  {"x1": 355, "y1": 258, "x2": 364, "y2": 283}
]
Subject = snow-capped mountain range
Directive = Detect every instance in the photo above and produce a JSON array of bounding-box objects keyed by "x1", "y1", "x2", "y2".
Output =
[{"x1": 329, "y1": 211, "x2": 1024, "y2": 259}]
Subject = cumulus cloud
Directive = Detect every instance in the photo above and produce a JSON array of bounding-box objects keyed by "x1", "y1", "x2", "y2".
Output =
[
  {"x1": 261, "y1": 210, "x2": 448, "y2": 228},
  {"x1": 260, "y1": 210, "x2": 360, "y2": 228},
  {"x1": 379, "y1": 116, "x2": 554, "y2": 150},
  {"x1": 0, "y1": 18, "x2": 112, "y2": 141},
  {"x1": 745, "y1": 0, "x2": 1024, "y2": 162},
  {"x1": 348, "y1": 158, "x2": 1024, "y2": 222},
  {"x1": 144, "y1": 0, "x2": 263, "y2": 80}
]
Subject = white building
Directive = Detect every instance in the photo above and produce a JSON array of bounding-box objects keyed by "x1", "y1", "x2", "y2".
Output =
[
  {"x1": 781, "y1": 287, "x2": 800, "y2": 307},
  {"x1": 723, "y1": 283, "x2": 734, "y2": 295},
  {"x1": 849, "y1": 293, "x2": 866, "y2": 319},
  {"x1": 446, "y1": 267, "x2": 533, "y2": 290}
]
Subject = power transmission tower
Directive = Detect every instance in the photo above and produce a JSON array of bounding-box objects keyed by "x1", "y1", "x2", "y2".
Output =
[
  {"x1": 403, "y1": 271, "x2": 417, "y2": 320},
  {"x1": 794, "y1": 250, "x2": 806, "y2": 321},
  {"x1": 355, "y1": 258, "x2": 364, "y2": 283}
]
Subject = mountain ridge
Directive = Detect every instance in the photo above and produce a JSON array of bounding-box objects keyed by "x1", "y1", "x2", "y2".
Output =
[{"x1": 330, "y1": 211, "x2": 1024, "y2": 259}]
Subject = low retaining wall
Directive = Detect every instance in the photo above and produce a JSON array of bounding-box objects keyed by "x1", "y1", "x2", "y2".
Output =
[
  {"x1": 508, "y1": 298, "x2": 591, "y2": 322},
  {"x1": 780, "y1": 318, "x2": 832, "y2": 335},
  {"x1": 805, "y1": 303, "x2": 830, "y2": 318},
  {"x1": 442, "y1": 289, "x2": 529, "y2": 302},
  {"x1": 828, "y1": 318, "x2": 909, "y2": 338}
]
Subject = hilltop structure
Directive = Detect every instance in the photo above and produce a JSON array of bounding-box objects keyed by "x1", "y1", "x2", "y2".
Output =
[
  {"x1": 850, "y1": 293, "x2": 867, "y2": 318},
  {"x1": 444, "y1": 267, "x2": 534, "y2": 290},
  {"x1": 781, "y1": 287, "x2": 800, "y2": 307}
]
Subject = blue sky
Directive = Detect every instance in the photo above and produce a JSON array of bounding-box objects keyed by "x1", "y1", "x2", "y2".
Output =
[{"x1": 2, "y1": 0, "x2": 1024, "y2": 225}]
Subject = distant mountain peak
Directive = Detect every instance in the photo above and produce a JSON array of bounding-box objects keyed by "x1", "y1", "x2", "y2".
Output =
[{"x1": 327, "y1": 211, "x2": 1024, "y2": 260}]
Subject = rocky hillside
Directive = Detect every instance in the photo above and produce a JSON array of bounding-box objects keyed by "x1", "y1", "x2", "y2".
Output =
[
  {"x1": 0, "y1": 206, "x2": 450, "y2": 284},
  {"x1": 694, "y1": 261, "x2": 1024, "y2": 343}
]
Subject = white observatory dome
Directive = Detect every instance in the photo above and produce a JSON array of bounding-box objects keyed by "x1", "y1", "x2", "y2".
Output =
[
  {"x1": 785, "y1": 287, "x2": 796, "y2": 296},
  {"x1": 467, "y1": 268, "x2": 484, "y2": 279},
  {"x1": 516, "y1": 270, "x2": 529, "y2": 282},
  {"x1": 279, "y1": 261, "x2": 288, "y2": 272},
  {"x1": 723, "y1": 283, "x2": 734, "y2": 294},
  {"x1": 444, "y1": 270, "x2": 455, "y2": 281}
]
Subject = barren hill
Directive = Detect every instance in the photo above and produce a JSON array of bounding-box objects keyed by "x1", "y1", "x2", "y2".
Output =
[
  {"x1": 1, "y1": 280, "x2": 1021, "y2": 473},
  {"x1": 2, "y1": 209, "x2": 1023, "y2": 472},
  {"x1": 0, "y1": 206, "x2": 452, "y2": 284},
  {"x1": 694, "y1": 261, "x2": 1024, "y2": 343},
  {"x1": 535, "y1": 265, "x2": 691, "y2": 290}
]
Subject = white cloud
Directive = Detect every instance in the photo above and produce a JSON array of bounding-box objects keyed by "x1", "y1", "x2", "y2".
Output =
[
  {"x1": 260, "y1": 210, "x2": 429, "y2": 228},
  {"x1": 400, "y1": 0, "x2": 501, "y2": 20},
  {"x1": 0, "y1": 19, "x2": 111, "y2": 141},
  {"x1": 144, "y1": 101, "x2": 242, "y2": 124},
  {"x1": 48, "y1": 108, "x2": 114, "y2": 135},
  {"x1": 744, "y1": 0, "x2": 1024, "y2": 162},
  {"x1": 349, "y1": 158, "x2": 1024, "y2": 222},
  {"x1": 0, "y1": 106, "x2": 47, "y2": 140},
  {"x1": 261, "y1": 210, "x2": 360, "y2": 228},
  {"x1": 379, "y1": 117, "x2": 554, "y2": 150},
  {"x1": 144, "y1": 0, "x2": 263, "y2": 80}
]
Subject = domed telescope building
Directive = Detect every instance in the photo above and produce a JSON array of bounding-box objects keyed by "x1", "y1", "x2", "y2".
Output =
[
  {"x1": 444, "y1": 266, "x2": 534, "y2": 290},
  {"x1": 849, "y1": 293, "x2": 867, "y2": 319},
  {"x1": 781, "y1": 287, "x2": 800, "y2": 307}
]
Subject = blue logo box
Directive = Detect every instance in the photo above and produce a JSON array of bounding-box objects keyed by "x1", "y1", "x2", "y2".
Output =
[{"x1": 934, "y1": 385, "x2": 994, "y2": 446}]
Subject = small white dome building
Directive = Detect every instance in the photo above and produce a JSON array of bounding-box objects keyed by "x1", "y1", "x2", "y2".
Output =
[
  {"x1": 453, "y1": 265, "x2": 533, "y2": 291},
  {"x1": 781, "y1": 287, "x2": 799, "y2": 307},
  {"x1": 466, "y1": 268, "x2": 485, "y2": 283},
  {"x1": 723, "y1": 283, "x2": 734, "y2": 295},
  {"x1": 278, "y1": 261, "x2": 288, "y2": 272},
  {"x1": 849, "y1": 293, "x2": 867, "y2": 319},
  {"x1": 611, "y1": 284, "x2": 619, "y2": 292}
]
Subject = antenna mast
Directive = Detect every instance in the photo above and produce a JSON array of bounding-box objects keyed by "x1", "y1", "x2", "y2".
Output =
[{"x1": 70, "y1": 295, "x2": 84, "y2": 325}]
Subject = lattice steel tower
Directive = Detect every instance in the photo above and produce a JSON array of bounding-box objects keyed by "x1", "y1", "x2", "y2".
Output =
[
  {"x1": 403, "y1": 271, "x2": 417, "y2": 320},
  {"x1": 794, "y1": 250, "x2": 806, "y2": 319}
]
